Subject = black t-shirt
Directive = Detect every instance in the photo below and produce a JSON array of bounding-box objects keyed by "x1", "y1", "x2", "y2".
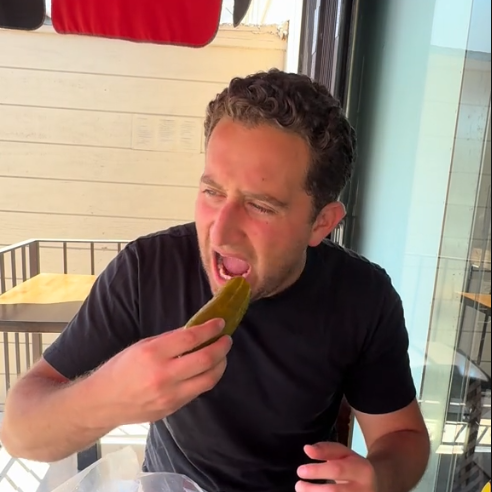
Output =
[{"x1": 43, "y1": 222, "x2": 416, "y2": 492}]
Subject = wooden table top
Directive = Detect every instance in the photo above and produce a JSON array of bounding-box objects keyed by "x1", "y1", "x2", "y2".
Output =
[
  {"x1": 460, "y1": 292, "x2": 492, "y2": 310},
  {"x1": 0, "y1": 273, "x2": 96, "y2": 333}
]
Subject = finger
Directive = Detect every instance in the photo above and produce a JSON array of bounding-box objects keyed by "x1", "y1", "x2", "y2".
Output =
[
  {"x1": 298, "y1": 460, "x2": 354, "y2": 483},
  {"x1": 169, "y1": 335, "x2": 233, "y2": 381},
  {"x1": 304, "y1": 443, "x2": 353, "y2": 462},
  {"x1": 159, "y1": 318, "x2": 226, "y2": 358},
  {"x1": 295, "y1": 480, "x2": 352, "y2": 492},
  {"x1": 175, "y1": 357, "x2": 228, "y2": 399}
]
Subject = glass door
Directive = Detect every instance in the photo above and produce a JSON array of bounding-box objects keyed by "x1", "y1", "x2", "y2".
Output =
[{"x1": 432, "y1": 108, "x2": 491, "y2": 492}]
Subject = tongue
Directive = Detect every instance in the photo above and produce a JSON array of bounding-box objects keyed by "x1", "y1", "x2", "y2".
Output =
[{"x1": 222, "y1": 256, "x2": 250, "y2": 276}]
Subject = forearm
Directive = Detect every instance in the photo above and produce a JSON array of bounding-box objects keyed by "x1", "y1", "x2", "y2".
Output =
[
  {"x1": 368, "y1": 429, "x2": 430, "y2": 492},
  {"x1": 0, "y1": 374, "x2": 114, "y2": 463}
]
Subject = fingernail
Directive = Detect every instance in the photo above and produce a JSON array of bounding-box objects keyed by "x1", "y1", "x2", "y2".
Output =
[{"x1": 216, "y1": 319, "x2": 226, "y2": 329}]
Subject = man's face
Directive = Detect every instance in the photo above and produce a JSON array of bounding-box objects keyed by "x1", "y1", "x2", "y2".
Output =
[{"x1": 195, "y1": 118, "x2": 344, "y2": 300}]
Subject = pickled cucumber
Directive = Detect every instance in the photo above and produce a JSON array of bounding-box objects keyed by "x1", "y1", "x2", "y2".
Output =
[{"x1": 184, "y1": 276, "x2": 251, "y2": 353}]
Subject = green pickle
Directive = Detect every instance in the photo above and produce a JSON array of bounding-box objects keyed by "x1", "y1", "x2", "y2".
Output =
[{"x1": 184, "y1": 276, "x2": 251, "y2": 353}]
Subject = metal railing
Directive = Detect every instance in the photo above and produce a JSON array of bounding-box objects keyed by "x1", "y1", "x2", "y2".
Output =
[{"x1": 0, "y1": 238, "x2": 129, "y2": 407}]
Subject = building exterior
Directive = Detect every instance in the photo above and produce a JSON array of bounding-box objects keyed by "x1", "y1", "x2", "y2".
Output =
[{"x1": 1, "y1": 1, "x2": 491, "y2": 491}]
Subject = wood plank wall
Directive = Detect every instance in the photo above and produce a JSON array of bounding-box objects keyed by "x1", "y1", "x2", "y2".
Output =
[
  {"x1": 0, "y1": 25, "x2": 287, "y2": 275},
  {"x1": 0, "y1": 25, "x2": 286, "y2": 248},
  {"x1": 0, "y1": 24, "x2": 287, "y2": 401}
]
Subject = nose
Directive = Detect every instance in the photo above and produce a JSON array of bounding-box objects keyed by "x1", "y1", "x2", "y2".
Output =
[{"x1": 210, "y1": 201, "x2": 245, "y2": 248}]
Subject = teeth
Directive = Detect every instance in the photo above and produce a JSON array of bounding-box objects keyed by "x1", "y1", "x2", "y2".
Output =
[
  {"x1": 217, "y1": 254, "x2": 232, "y2": 280},
  {"x1": 218, "y1": 262, "x2": 233, "y2": 280},
  {"x1": 216, "y1": 253, "x2": 250, "y2": 280}
]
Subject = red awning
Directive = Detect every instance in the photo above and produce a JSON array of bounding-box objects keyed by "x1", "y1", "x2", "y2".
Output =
[
  {"x1": 51, "y1": 0, "x2": 223, "y2": 47},
  {"x1": 0, "y1": 0, "x2": 254, "y2": 47}
]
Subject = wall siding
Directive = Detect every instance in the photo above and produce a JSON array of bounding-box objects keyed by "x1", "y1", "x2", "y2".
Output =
[
  {"x1": 0, "y1": 25, "x2": 287, "y2": 245},
  {"x1": 0, "y1": 24, "x2": 287, "y2": 402}
]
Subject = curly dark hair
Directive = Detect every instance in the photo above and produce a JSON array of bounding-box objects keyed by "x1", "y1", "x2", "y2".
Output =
[{"x1": 204, "y1": 68, "x2": 357, "y2": 218}]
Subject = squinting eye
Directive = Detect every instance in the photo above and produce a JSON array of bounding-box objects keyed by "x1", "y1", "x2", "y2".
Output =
[
  {"x1": 250, "y1": 203, "x2": 275, "y2": 215},
  {"x1": 203, "y1": 188, "x2": 220, "y2": 197}
]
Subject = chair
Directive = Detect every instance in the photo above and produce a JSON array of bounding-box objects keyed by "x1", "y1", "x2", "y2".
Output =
[{"x1": 335, "y1": 397, "x2": 353, "y2": 447}]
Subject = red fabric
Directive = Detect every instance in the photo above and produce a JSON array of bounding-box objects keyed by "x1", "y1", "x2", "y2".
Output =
[{"x1": 51, "y1": 0, "x2": 223, "y2": 47}]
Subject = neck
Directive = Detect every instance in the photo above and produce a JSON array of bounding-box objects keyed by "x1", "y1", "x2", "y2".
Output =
[{"x1": 261, "y1": 250, "x2": 309, "y2": 301}]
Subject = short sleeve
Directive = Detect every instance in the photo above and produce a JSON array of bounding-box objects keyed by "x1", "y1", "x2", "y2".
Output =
[
  {"x1": 42, "y1": 243, "x2": 140, "y2": 380},
  {"x1": 344, "y1": 280, "x2": 417, "y2": 415}
]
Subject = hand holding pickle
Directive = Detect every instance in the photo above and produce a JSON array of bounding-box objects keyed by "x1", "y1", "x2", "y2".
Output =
[{"x1": 90, "y1": 277, "x2": 251, "y2": 427}]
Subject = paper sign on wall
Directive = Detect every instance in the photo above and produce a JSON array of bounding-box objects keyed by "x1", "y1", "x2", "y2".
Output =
[{"x1": 132, "y1": 115, "x2": 202, "y2": 154}]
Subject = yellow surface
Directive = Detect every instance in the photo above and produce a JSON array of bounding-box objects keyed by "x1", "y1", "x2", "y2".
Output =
[
  {"x1": 482, "y1": 482, "x2": 491, "y2": 492},
  {"x1": 460, "y1": 292, "x2": 492, "y2": 309},
  {"x1": 0, "y1": 273, "x2": 96, "y2": 305}
]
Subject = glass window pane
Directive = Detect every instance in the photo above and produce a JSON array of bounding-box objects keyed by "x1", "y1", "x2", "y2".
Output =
[{"x1": 345, "y1": 0, "x2": 491, "y2": 490}]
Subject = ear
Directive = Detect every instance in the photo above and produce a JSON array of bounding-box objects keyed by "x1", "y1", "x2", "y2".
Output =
[{"x1": 308, "y1": 201, "x2": 346, "y2": 247}]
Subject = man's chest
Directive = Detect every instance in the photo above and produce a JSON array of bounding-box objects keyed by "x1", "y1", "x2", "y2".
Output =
[
  {"x1": 162, "y1": 310, "x2": 348, "y2": 491},
  {"x1": 144, "y1": 283, "x2": 356, "y2": 489},
  {"x1": 140, "y1": 277, "x2": 356, "y2": 424},
  {"x1": 218, "y1": 310, "x2": 347, "y2": 426}
]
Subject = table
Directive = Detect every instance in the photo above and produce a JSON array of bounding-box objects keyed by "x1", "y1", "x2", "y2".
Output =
[
  {"x1": 460, "y1": 293, "x2": 492, "y2": 310},
  {"x1": 0, "y1": 273, "x2": 100, "y2": 471},
  {"x1": 0, "y1": 273, "x2": 96, "y2": 336}
]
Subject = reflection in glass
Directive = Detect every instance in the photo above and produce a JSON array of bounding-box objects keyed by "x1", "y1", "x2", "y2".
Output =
[
  {"x1": 342, "y1": 0, "x2": 491, "y2": 489},
  {"x1": 424, "y1": 80, "x2": 491, "y2": 492}
]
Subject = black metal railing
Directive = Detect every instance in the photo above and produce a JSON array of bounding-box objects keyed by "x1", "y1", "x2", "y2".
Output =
[{"x1": 0, "y1": 238, "x2": 129, "y2": 407}]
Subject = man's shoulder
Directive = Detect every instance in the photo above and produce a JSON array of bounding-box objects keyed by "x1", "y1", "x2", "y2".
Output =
[
  {"x1": 313, "y1": 239, "x2": 399, "y2": 310},
  {"x1": 132, "y1": 222, "x2": 198, "y2": 246},
  {"x1": 128, "y1": 222, "x2": 204, "y2": 288},
  {"x1": 316, "y1": 239, "x2": 390, "y2": 283},
  {"x1": 125, "y1": 222, "x2": 199, "y2": 257}
]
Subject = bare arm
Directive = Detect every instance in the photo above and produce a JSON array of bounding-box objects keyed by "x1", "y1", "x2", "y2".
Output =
[
  {"x1": 0, "y1": 358, "x2": 115, "y2": 463},
  {"x1": 0, "y1": 320, "x2": 232, "y2": 463},
  {"x1": 356, "y1": 399, "x2": 431, "y2": 492},
  {"x1": 297, "y1": 400, "x2": 430, "y2": 491}
]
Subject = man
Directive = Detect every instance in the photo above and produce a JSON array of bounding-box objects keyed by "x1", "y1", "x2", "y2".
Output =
[{"x1": 1, "y1": 69, "x2": 430, "y2": 492}]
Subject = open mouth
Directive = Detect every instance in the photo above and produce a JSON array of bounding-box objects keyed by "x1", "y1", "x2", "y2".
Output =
[{"x1": 215, "y1": 252, "x2": 251, "y2": 280}]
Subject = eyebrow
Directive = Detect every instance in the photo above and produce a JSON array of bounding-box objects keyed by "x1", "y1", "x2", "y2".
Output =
[{"x1": 200, "y1": 174, "x2": 289, "y2": 210}]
